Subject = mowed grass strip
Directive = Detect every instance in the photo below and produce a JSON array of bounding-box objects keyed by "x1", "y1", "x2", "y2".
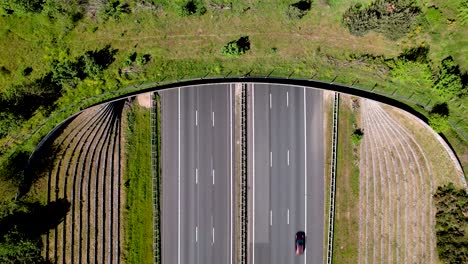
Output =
[
  {"x1": 122, "y1": 102, "x2": 153, "y2": 263},
  {"x1": 332, "y1": 95, "x2": 360, "y2": 263}
]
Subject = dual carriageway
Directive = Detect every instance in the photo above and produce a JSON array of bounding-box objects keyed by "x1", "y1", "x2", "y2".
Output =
[{"x1": 160, "y1": 83, "x2": 325, "y2": 264}]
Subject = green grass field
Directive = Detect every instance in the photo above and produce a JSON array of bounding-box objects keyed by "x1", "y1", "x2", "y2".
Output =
[
  {"x1": 332, "y1": 95, "x2": 360, "y2": 264},
  {"x1": 122, "y1": 102, "x2": 154, "y2": 263},
  {"x1": 0, "y1": 1, "x2": 465, "y2": 177}
]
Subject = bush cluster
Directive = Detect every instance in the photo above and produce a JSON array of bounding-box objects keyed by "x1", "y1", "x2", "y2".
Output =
[
  {"x1": 433, "y1": 57, "x2": 466, "y2": 99},
  {"x1": 221, "y1": 36, "x2": 250, "y2": 58},
  {"x1": 99, "y1": 0, "x2": 130, "y2": 21},
  {"x1": 433, "y1": 183, "x2": 468, "y2": 264},
  {"x1": 0, "y1": 199, "x2": 70, "y2": 263},
  {"x1": 342, "y1": 0, "x2": 421, "y2": 40},
  {"x1": 351, "y1": 128, "x2": 364, "y2": 146},
  {"x1": 180, "y1": 0, "x2": 206, "y2": 17},
  {"x1": 0, "y1": 45, "x2": 117, "y2": 144},
  {"x1": 285, "y1": 0, "x2": 311, "y2": 20}
]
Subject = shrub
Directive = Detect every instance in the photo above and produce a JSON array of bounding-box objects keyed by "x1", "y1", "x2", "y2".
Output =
[
  {"x1": 342, "y1": 0, "x2": 421, "y2": 40},
  {"x1": 221, "y1": 36, "x2": 250, "y2": 58},
  {"x1": 99, "y1": 0, "x2": 130, "y2": 21},
  {"x1": 0, "y1": 0, "x2": 45, "y2": 15},
  {"x1": 428, "y1": 102, "x2": 449, "y2": 133},
  {"x1": 180, "y1": 0, "x2": 206, "y2": 17},
  {"x1": 286, "y1": 0, "x2": 311, "y2": 20},
  {"x1": 135, "y1": 54, "x2": 151, "y2": 66},
  {"x1": 433, "y1": 57, "x2": 466, "y2": 99},
  {"x1": 0, "y1": 66, "x2": 11, "y2": 76},
  {"x1": 458, "y1": 0, "x2": 468, "y2": 26},
  {"x1": 22, "y1": 67, "x2": 33, "y2": 77},
  {"x1": 51, "y1": 59, "x2": 79, "y2": 86},
  {"x1": 0, "y1": 112, "x2": 21, "y2": 138},
  {"x1": 425, "y1": 6, "x2": 443, "y2": 25},
  {"x1": 351, "y1": 128, "x2": 364, "y2": 146},
  {"x1": 433, "y1": 183, "x2": 468, "y2": 264}
]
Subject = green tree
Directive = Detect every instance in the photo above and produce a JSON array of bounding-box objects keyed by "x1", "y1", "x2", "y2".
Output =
[
  {"x1": 79, "y1": 53, "x2": 104, "y2": 79},
  {"x1": 0, "y1": 231, "x2": 45, "y2": 264},
  {"x1": 433, "y1": 57, "x2": 466, "y2": 99},
  {"x1": 51, "y1": 59, "x2": 79, "y2": 87}
]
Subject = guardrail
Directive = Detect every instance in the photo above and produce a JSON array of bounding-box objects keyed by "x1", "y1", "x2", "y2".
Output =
[
  {"x1": 326, "y1": 92, "x2": 339, "y2": 264},
  {"x1": 151, "y1": 93, "x2": 162, "y2": 264},
  {"x1": 239, "y1": 84, "x2": 248, "y2": 264}
]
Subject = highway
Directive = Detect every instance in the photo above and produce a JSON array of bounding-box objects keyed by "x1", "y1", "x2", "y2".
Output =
[
  {"x1": 160, "y1": 84, "x2": 234, "y2": 264},
  {"x1": 248, "y1": 83, "x2": 324, "y2": 264}
]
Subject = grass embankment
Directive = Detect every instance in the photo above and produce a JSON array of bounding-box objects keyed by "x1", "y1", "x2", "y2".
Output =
[
  {"x1": 123, "y1": 102, "x2": 153, "y2": 263},
  {"x1": 332, "y1": 95, "x2": 360, "y2": 263}
]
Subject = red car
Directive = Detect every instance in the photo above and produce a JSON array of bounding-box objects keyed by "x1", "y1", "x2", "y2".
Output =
[{"x1": 295, "y1": 231, "x2": 306, "y2": 255}]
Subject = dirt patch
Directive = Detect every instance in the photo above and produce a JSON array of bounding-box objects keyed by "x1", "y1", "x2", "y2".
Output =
[{"x1": 137, "y1": 93, "x2": 152, "y2": 108}]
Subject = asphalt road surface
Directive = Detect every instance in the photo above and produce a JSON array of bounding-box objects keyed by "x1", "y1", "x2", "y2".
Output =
[
  {"x1": 248, "y1": 83, "x2": 324, "y2": 264},
  {"x1": 160, "y1": 84, "x2": 234, "y2": 264}
]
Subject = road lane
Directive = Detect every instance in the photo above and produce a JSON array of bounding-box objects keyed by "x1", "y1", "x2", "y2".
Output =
[
  {"x1": 305, "y1": 88, "x2": 324, "y2": 264},
  {"x1": 161, "y1": 84, "x2": 234, "y2": 264},
  {"x1": 161, "y1": 89, "x2": 179, "y2": 264},
  {"x1": 180, "y1": 86, "x2": 198, "y2": 264},
  {"x1": 211, "y1": 85, "x2": 233, "y2": 264},
  {"x1": 252, "y1": 85, "x2": 272, "y2": 264},
  {"x1": 251, "y1": 84, "x2": 323, "y2": 264}
]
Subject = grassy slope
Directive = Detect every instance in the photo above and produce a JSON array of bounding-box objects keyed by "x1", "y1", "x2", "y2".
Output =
[
  {"x1": 332, "y1": 95, "x2": 360, "y2": 263},
  {"x1": 122, "y1": 103, "x2": 153, "y2": 263},
  {"x1": 0, "y1": 0, "x2": 465, "y2": 175}
]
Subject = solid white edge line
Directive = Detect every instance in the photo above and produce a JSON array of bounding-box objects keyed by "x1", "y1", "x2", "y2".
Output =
[
  {"x1": 230, "y1": 84, "x2": 233, "y2": 264},
  {"x1": 195, "y1": 110, "x2": 198, "y2": 126},
  {"x1": 287, "y1": 209, "x2": 290, "y2": 225},
  {"x1": 252, "y1": 85, "x2": 256, "y2": 264},
  {"x1": 270, "y1": 210, "x2": 273, "y2": 226},
  {"x1": 304, "y1": 87, "x2": 307, "y2": 263},
  {"x1": 287, "y1": 91, "x2": 289, "y2": 107},
  {"x1": 178, "y1": 88, "x2": 181, "y2": 264},
  {"x1": 196, "y1": 226, "x2": 198, "y2": 242},
  {"x1": 287, "y1": 149, "x2": 290, "y2": 166},
  {"x1": 212, "y1": 169, "x2": 215, "y2": 185},
  {"x1": 270, "y1": 151, "x2": 273, "y2": 167},
  {"x1": 212, "y1": 111, "x2": 215, "y2": 127},
  {"x1": 195, "y1": 168, "x2": 198, "y2": 185}
]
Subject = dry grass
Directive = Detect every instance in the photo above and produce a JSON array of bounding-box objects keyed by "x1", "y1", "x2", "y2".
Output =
[
  {"x1": 384, "y1": 105, "x2": 465, "y2": 189},
  {"x1": 357, "y1": 99, "x2": 450, "y2": 264},
  {"x1": 31, "y1": 102, "x2": 125, "y2": 264}
]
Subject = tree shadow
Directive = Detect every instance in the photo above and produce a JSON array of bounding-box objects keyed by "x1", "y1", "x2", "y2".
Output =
[
  {"x1": 430, "y1": 102, "x2": 449, "y2": 116},
  {"x1": 18, "y1": 115, "x2": 77, "y2": 198},
  {"x1": 399, "y1": 45, "x2": 429, "y2": 63},
  {"x1": 0, "y1": 199, "x2": 71, "y2": 239},
  {"x1": 86, "y1": 44, "x2": 118, "y2": 70},
  {"x1": 236, "y1": 36, "x2": 251, "y2": 52},
  {"x1": 291, "y1": 0, "x2": 311, "y2": 11},
  {"x1": 0, "y1": 150, "x2": 30, "y2": 184}
]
